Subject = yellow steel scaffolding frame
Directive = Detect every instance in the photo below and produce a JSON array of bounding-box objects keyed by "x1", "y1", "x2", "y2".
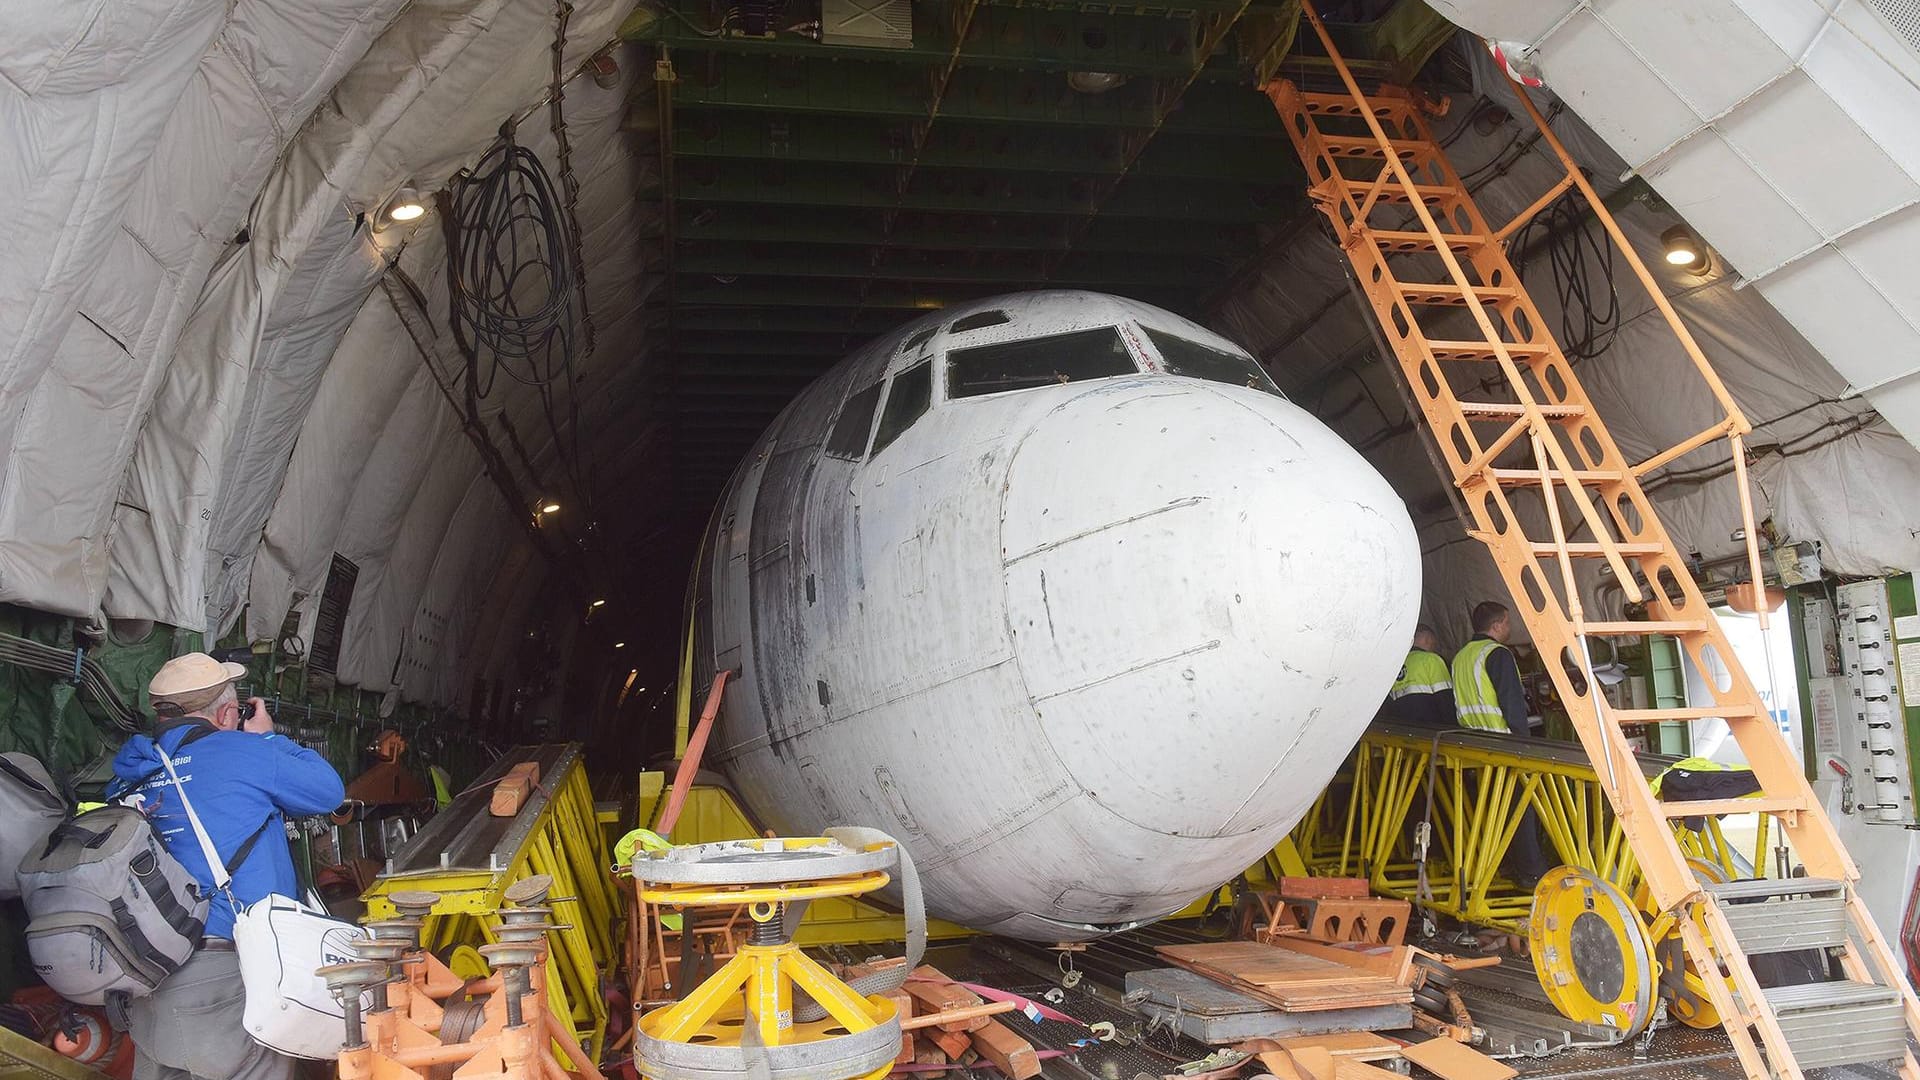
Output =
[
  {"x1": 1288, "y1": 726, "x2": 1761, "y2": 930},
  {"x1": 362, "y1": 744, "x2": 620, "y2": 1059}
]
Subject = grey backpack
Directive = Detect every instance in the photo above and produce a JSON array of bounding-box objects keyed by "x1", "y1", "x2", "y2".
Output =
[
  {"x1": 18, "y1": 805, "x2": 210, "y2": 1005},
  {"x1": 0, "y1": 753, "x2": 66, "y2": 899}
]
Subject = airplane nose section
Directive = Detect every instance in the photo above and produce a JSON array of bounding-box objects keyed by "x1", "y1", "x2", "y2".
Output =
[{"x1": 1001, "y1": 379, "x2": 1421, "y2": 841}]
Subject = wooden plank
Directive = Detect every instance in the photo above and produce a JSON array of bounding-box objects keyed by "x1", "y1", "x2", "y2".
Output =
[
  {"x1": 1159, "y1": 956, "x2": 1410, "y2": 1012},
  {"x1": 904, "y1": 967, "x2": 989, "y2": 1032},
  {"x1": 1258, "y1": 1051, "x2": 1307, "y2": 1080},
  {"x1": 1275, "y1": 1033, "x2": 1402, "y2": 1062},
  {"x1": 1156, "y1": 942, "x2": 1411, "y2": 1012},
  {"x1": 913, "y1": 1046, "x2": 949, "y2": 1079},
  {"x1": 929, "y1": 1028, "x2": 972, "y2": 1059},
  {"x1": 968, "y1": 1019, "x2": 1040, "y2": 1080},
  {"x1": 1157, "y1": 943, "x2": 1365, "y2": 987},
  {"x1": 1279, "y1": 877, "x2": 1371, "y2": 899},
  {"x1": 489, "y1": 762, "x2": 539, "y2": 816},
  {"x1": 1265, "y1": 935, "x2": 1414, "y2": 984},
  {"x1": 1287, "y1": 1046, "x2": 1338, "y2": 1080},
  {"x1": 889, "y1": 991, "x2": 915, "y2": 1064},
  {"x1": 1401, "y1": 1039, "x2": 1517, "y2": 1080}
]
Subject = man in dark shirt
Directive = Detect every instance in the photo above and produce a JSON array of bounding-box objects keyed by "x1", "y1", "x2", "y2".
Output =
[
  {"x1": 1450, "y1": 601, "x2": 1549, "y2": 887},
  {"x1": 1451, "y1": 601, "x2": 1533, "y2": 735}
]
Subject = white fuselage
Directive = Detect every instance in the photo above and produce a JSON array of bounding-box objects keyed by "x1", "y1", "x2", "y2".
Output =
[{"x1": 695, "y1": 291, "x2": 1421, "y2": 940}]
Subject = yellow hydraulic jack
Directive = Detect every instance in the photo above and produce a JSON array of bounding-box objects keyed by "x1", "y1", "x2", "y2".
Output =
[
  {"x1": 320, "y1": 875, "x2": 606, "y2": 1080},
  {"x1": 632, "y1": 836, "x2": 919, "y2": 1080}
]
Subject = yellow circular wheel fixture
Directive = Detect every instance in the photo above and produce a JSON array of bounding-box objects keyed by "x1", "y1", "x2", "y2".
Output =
[
  {"x1": 631, "y1": 836, "x2": 911, "y2": 1080},
  {"x1": 1529, "y1": 866, "x2": 1657, "y2": 1037},
  {"x1": 1632, "y1": 858, "x2": 1731, "y2": 1030}
]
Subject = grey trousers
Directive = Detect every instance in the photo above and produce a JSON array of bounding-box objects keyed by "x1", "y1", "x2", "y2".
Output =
[{"x1": 128, "y1": 946, "x2": 294, "y2": 1080}]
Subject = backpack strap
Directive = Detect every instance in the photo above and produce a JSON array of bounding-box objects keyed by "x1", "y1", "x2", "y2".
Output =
[
  {"x1": 0, "y1": 754, "x2": 57, "y2": 801},
  {"x1": 225, "y1": 816, "x2": 276, "y2": 877},
  {"x1": 129, "y1": 849, "x2": 206, "y2": 942}
]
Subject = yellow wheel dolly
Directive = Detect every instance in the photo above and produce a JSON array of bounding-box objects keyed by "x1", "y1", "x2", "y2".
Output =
[
  {"x1": 632, "y1": 835, "x2": 921, "y2": 1080},
  {"x1": 1529, "y1": 867, "x2": 1658, "y2": 1039}
]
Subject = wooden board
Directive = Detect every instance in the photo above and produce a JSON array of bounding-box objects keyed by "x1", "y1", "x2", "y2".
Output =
[
  {"x1": 904, "y1": 967, "x2": 989, "y2": 1032},
  {"x1": 968, "y1": 1019, "x2": 1040, "y2": 1080},
  {"x1": 1257, "y1": 1051, "x2": 1306, "y2": 1080},
  {"x1": 1284, "y1": 1047, "x2": 1336, "y2": 1080},
  {"x1": 1155, "y1": 942, "x2": 1411, "y2": 1012},
  {"x1": 1401, "y1": 1039, "x2": 1517, "y2": 1080},
  {"x1": 489, "y1": 762, "x2": 539, "y2": 816},
  {"x1": 1278, "y1": 877, "x2": 1371, "y2": 899},
  {"x1": 1264, "y1": 935, "x2": 1415, "y2": 984},
  {"x1": 1128, "y1": 967, "x2": 1411, "y2": 1043},
  {"x1": 1274, "y1": 1032, "x2": 1403, "y2": 1062}
]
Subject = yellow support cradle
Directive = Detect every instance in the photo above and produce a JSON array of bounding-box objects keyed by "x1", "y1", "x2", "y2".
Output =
[{"x1": 362, "y1": 744, "x2": 620, "y2": 1059}]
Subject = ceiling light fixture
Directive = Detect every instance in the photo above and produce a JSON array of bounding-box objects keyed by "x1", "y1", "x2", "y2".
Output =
[
  {"x1": 1661, "y1": 225, "x2": 1709, "y2": 274},
  {"x1": 1067, "y1": 71, "x2": 1126, "y2": 94},
  {"x1": 591, "y1": 599, "x2": 607, "y2": 608},
  {"x1": 379, "y1": 184, "x2": 429, "y2": 229},
  {"x1": 539, "y1": 500, "x2": 562, "y2": 515},
  {"x1": 614, "y1": 641, "x2": 626, "y2": 649}
]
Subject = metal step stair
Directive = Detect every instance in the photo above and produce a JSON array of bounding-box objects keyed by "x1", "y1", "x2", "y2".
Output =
[
  {"x1": 1707, "y1": 878, "x2": 1849, "y2": 954},
  {"x1": 1268, "y1": 5, "x2": 1920, "y2": 1079},
  {"x1": 1763, "y1": 982, "x2": 1909, "y2": 1070}
]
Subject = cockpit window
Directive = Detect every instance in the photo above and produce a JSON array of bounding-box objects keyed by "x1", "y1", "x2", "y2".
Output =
[
  {"x1": 901, "y1": 327, "x2": 936, "y2": 353},
  {"x1": 825, "y1": 382, "x2": 882, "y2": 459},
  {"x1": 947, "y1": 328, "x2": 1137, "y2": 399},
  {"x1": 872, "y1": 361, "x2": 933, "y2": 454},
  {"x1": 1144, "y1": 328, "x2": 1282, "y2": 396},
  {"x1": 949, "y1": 309, "x2": 1011, "y2": 334}
]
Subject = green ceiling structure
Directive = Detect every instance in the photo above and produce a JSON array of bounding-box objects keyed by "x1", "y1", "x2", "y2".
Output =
[{"x1": 619, "y1": 0, "x2": 1453, "y2": 494}]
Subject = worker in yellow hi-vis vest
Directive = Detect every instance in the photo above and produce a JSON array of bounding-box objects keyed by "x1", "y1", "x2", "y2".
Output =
[
  {"x1": 1452, "y1": 600, "x2": 1532, "y2": 734},
  {"x1": 1450, "y1": 599, "x2": 1550, "y2": 887},
  {"x1": 1386, "y1": 624, "x2": 1454, "y2": 728}
]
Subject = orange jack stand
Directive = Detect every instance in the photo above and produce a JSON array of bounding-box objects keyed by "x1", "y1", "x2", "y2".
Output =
[{"x1": 323, "y1": 878, "x2": 606, "y2": 1080}]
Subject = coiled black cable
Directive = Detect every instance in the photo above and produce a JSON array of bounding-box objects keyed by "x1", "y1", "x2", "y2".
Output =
[
  {"x1": 446, "y1": 141, "x2": 580, "y2": 395},
  {"x1": 444, "y1": 135, "x2": 590, "y2": 506}
]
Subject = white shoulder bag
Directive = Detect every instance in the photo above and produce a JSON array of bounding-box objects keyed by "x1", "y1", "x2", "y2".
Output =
[{"x1": 158, "y1": 747, "x2": 368, "y2": 1060}]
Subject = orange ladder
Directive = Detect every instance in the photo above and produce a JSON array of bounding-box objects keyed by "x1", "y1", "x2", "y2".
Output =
[{"x1": 1267, "y1": 5, "x2": 1920, "y2": 1078}]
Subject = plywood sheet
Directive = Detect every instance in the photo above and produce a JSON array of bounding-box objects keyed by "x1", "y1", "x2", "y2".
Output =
[
  {"x1": 1401, "y1": 1038, "x2": 1517, "y2": 1080},
  {"x1": 1155, "y1": 942, "x2": 1411, "y2": 1012},
  {"x1": 1274, "y1": 1032, "x2": 1402, "y2": 1061}
]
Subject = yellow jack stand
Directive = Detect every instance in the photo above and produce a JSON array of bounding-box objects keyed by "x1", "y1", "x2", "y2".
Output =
[{"x1": 633, "y1": 838, "x2": 907, "y2": 1080}]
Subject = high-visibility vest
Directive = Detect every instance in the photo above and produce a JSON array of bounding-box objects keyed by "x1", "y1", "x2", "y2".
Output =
[
  {"x1": 1452, "y1": 638, "x2": 1511, "y2": 731},
  {"x1": 1389, "y1": 649, "x2": 1452, "y2": 700}
]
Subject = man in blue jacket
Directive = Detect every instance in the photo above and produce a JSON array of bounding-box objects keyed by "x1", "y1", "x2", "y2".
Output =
[{"x1": 110, "y1": 653, "x2": 345, "y2": 1080}]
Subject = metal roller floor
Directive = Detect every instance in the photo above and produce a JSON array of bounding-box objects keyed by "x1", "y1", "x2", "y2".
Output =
[{"x1": 924, "y1": 936, "x2": 1902, "y2": 1080}]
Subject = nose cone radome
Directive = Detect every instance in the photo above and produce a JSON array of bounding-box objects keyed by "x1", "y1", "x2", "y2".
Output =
[{"x1": 1001, "y1": 378, "x2": 1421, "y2": 849}]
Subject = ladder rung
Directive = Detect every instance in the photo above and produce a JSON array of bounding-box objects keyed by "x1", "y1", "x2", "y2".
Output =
[
  {"x1": 1368, "y1": 229, "x2": 1488, "y2": 254},
  {"x1": 1487, "y1": 468, "x2": 1624, "y2": 485},
  {"x1": 1661, "y1": 795, "x2": 1808, "y2": 819},
  {"x1": 1578, "y1": 619, "x2": 1710, "y2": 635},
  {"x1": 1341, "y1": 180, "x2": 1459, "y2": 205},
  {"x1": 1427, "y1": 340, "x2": 1552, "y2": 362},
  {"x1": 1458, "y1": 402, "x2": 1586, "y2": 419},
  {"x1": 1398, "y1": 282, "x2": 1522, "y2": 306},
  {"x1": 1317, "y1": 134, "x2": 1434, "y2": 161},
  {"x1": 1612, "y1": 705, "x2": 1760, "y2": 724},
  {"x1": 1526, "y1": 542, "x2": 1664, "y2": 558},
  {"x1": 1299, "y1": 92, "x2": 1414, "y2": 119}
]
